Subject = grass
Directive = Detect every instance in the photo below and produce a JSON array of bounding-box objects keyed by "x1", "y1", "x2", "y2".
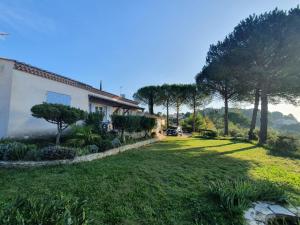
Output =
[{"x1": 0, "y1": 137, "x2": 299, "y2": 224}]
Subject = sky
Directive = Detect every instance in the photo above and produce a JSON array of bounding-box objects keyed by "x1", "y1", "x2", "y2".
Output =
[{"x1": 0, "y1": 0, "x2": 299, "y2": 120}]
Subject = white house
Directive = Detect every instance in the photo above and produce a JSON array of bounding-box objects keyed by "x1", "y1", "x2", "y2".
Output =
[{"x1": 0, "y1": 57, "x2": 143, "y2": 139}]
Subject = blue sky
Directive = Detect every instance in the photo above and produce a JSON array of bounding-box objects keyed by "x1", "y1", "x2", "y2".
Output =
[{"x1": 1, "y1": 0, "x2": 299, "y2": 118}]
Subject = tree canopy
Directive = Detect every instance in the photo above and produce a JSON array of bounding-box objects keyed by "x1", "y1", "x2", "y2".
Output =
[
  {"x1": 31, "y1": 103, "x2": 85, "y2": 145},
  {"x1": 133, "y1": 86, "x2": 160, "y2": 115}
]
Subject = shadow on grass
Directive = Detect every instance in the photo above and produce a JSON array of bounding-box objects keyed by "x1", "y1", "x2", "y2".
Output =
[{"x1": 0, "y1": 138, "x2": 298, "y2": 225}]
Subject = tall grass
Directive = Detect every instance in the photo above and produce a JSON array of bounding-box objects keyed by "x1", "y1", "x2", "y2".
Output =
[{"x1": 0, "y1": 194, "x2": 89, "y2": 225}]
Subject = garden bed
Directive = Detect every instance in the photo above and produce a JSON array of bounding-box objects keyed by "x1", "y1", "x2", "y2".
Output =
[{"x1": 0, "y1": 137, "x2": 161, "y2": 168}]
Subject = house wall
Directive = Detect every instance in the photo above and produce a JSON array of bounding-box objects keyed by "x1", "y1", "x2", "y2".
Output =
[
  {"x1": 7, "y1": 69, "x2": 91, "y2": 138},
  {"x1": 0, "y1": 60, "x2": 14, "y2": 138}
]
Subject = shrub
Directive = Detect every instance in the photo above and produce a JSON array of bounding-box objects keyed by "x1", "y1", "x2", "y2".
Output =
[
  {"x1": 111, "y1": 137, "x2": 122, "y2": 148},
  {"x1": 86, "y1": 144, "x2": 99, "y2": 153},
  {"x1": 198, "y1": 129, "x2": 218, "y2": 139},
  {"x1": 207, "y1": 179, "x2": 286, "y2": 216},
  {"x1": 0, "y1": 142, "x2": 37, "y2": 161},
  {"x1": 67, "y1": 125, "x2": 102, "y2": 147},
  {"x1": 268, "y1": 135, "x2": 299, "y2": 153},
  {"x1": 98, "y1": 140, "x2": 113, "y2": 152},
  {"x1": 0, "y1": 194, "x2": 89, "y2": 225},
  {"x1": 85, "y1": 112, "x2": 105, "y2": 134},
  {"x1": 39, "y1": 146, "x2": 76, "y2": 160},
  {"x1": 140, "y1": 116, "x2": 156, "y2": 134}
]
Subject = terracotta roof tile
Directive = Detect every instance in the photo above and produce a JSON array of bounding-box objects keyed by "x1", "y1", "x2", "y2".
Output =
[{"x1": 0, "y1": 58, "x2": 140, "y2": 107}]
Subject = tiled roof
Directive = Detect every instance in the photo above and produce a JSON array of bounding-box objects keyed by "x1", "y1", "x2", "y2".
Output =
[{"x1": 0, "y1": 57, "x2": 140, "y2": 107}]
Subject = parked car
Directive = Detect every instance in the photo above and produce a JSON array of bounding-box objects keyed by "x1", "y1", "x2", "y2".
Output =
[{"x1": 166, "y1": 126, "x2": 183, "y2": 136}]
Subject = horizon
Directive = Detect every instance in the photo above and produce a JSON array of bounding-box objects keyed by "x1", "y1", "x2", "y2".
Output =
[{"x1": 0, "y1": 0, "x2": 299, "y2": 119}]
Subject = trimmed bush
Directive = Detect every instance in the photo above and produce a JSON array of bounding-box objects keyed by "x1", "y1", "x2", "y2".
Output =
[
  {"x1": 111, "y1": 115, "x2": 156, "y2": 139},
  {"x1": 141, "y1": 117, "x2": 156, "y2": 134},
  {"x1": 0, "y1": 194, "x2": 89, "y2": 225},
  {"x1": 39, "y1": 146, "x2": 76, "y2": 160}
]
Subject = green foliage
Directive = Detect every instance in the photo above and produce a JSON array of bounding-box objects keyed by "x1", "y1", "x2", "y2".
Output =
[
  {"x1": 268, "y1": 135, "x2": 300, "y2": 157},
  {"x1": 86, "y1": 144, "x2": 99, "y2": 153},
  {"x1": 181, "y1": 113, "x2": 206, "y2": 132},
  {"x1": 140, "y1": 117, "x2": 156, "y2": 133},
  {"x1": 31, "y1": 103, "x2": 85, "y2": 144},
  {"x1": 111, "y1": 115, "x2": 155, "y2": 133},
  {"x1": 85, "y1": 112, "x2": 104, "y2": 132},
  {"x1": 0, "y1": 138, "x2": 299, "y2": 224},
  {"x1": 39, "y1": 146, "x2": 76, "y2": 160},
  {"x1": 67, "y1": 126, "x2": 102, "y2": 147},
  {"x1": 0, "y1": 194, "x2": 89, "y2": 225},
  {"x1": 208, "y1": 179, "x2": 286, "y2": 217},
  {"x1": 133, "y1": 86, "x2": 160, "y2": 114},
  {"x1": 98, "y1": 140, "x2": 113, "y2": 152},
  {"x1": 0, "y1": 142, "x2": 37, "y2": 161},
  {"x1": 228, "y1": 112, "x2": 250, "y2": 128},
  {"x1": 111, "y1": 137, "x2": 122, "y2": 148}
]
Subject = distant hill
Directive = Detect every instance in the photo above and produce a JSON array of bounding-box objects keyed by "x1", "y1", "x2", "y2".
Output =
[{"x1": 202, "y1": 108, "x2": 300, "y2": 134}]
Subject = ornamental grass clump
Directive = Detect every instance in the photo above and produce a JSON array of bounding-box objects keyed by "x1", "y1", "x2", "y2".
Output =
[
  {"x1": 208, "y1": 179, "x2": 286, "y2": 216},
  {"x1": 0, "y1": 194, "x2": 89, "y2": 225}
]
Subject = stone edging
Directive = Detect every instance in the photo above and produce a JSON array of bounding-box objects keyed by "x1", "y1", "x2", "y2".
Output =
[
  {"x1": 244, "y1": 202, "x2": 300, "y2": 224},
  {"x1": 0, "y1": 138, "x2": 162, "y2": 168}
]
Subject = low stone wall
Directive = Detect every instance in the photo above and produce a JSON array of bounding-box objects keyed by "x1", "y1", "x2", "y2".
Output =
[{"x1": 0, "y1": 137, "x2": 162, "y2": 168}]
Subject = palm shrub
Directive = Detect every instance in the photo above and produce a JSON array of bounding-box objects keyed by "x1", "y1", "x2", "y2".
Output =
[
  {"x1": 0, "y1": 194, "x2": 89, "y2": 225},
  {"x1": 67, "y1": 125, "x2": 101, "y2": 147}
]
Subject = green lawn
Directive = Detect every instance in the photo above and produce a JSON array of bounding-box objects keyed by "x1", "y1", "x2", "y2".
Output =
[{"x1": 0, "y1": 137, "x2": 299, "y2": 224}]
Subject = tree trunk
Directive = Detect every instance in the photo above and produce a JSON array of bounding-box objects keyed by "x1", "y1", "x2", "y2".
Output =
[
  {"x1": 224, "y1": 96, "x2": 229, "y2": 136},
  {"x1": 259, "y1": 88, "x2": 268, "y2": 144},
  {"x1": 176, "y1": 102, "x2": 180, "y2": 126},
  {"x1": 166, "y1": 99, "x2": 169, "y2": 128},
  {"x1": 192, "y1": 97, "x2": 196, "y2": 132},
  {"x1": 149, "y1": 97, "x2": 154, "y2": 115},
  {"x1": 248, "y1": 89, "x2": 260, "y2": 140},
  {"x1": 56, "y1": 125, "x2": 62, "y2": 145}
]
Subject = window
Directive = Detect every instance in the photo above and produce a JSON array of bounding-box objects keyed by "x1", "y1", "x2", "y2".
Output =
[
  {"x1": 46, "y1": 91, "x2": 71, "y2": 106},
  {"x1": 95, "y1": 106, "x2": 103, "y2": 114}
]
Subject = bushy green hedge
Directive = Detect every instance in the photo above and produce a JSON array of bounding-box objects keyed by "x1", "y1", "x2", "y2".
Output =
[
  {"x1": 0, "y1": 142, "x2": 37, "y2": 161},
  {"x1": 0, "y1": 194, "x2": 89, "y2": 225},
  {"x1": 0, "y1": 142, "x2": 76, "y2": 161},
  {"x1": 111, "y1": 115, "x2": 156, "y2": 133},
  {"x1": 267, "y1": 135, "x2": 300, "y2": 156}
]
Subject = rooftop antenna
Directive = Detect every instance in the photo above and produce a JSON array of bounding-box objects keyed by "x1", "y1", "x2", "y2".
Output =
[{"x1": 100, "y1": 80, "x2": 102, "y2": 91}]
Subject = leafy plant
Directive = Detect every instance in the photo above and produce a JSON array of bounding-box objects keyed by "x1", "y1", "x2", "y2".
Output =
[
  {"x1": 85, "y1": 112, "x2": 104, "y2": 132},
  {"x1": 207, "y1": 179, "x2": 286, "y2": 216},
  {"x1": 98, "y1": 140, "x2": 113, "y2": 152},
  {"x1": 0, "y1": 194, "x2": 89, "y2": 225},
  {"x1": 86, "y1": 144, "x2": 99, "y2": 153},
  {"x1": 0, "y1": 142, "x2": 37, "y2": 161},
  {"x1": 39, "y1": 146, "x2": 76, "y2": 160},
  {"x1": 67, "y1": 126, "x2": 101, "y2": 147}
]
